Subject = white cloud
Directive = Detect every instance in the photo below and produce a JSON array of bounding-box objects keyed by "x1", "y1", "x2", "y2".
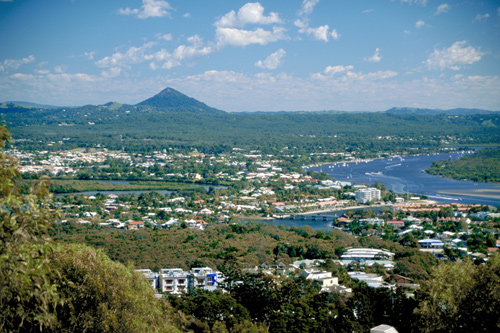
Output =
[
  {"x1": 362, "y1": 9, "x2": 374, "y2": 14},
  {"x1": 364, "y1": 48, "x2": 381, "y2": 63},
  {"x1": 298, "y1": 0, "x2": 320, "y2": 16},
  {"x1": 34, "y1": 69, "x2": 50, "y2": 75},
  {"x1": 425, "y1": 41, "x2": 484, "y2": 70},
  {"x1": 295, "y1": 19, "x2": 339, "y2": 42},
  {"x1": 400, "y1": 0, "x2": 427, "y2": 5},
  {"x1": 215, "y1": 3, "x2": 281, "y2": 28},
  {"x1": 330, "y1": 29, "x2": 340, "y2": 40},
  {"x1": 183, "y1": 13, "x2": 191, "y2": 18},
  {"x1": 156, "y1": 33, "x2": 173, "y2": 41},
  {"x1": 324, "y1": 65, "x2": 353, "y2": 75},
  {"x1": 0, "y1": 55, "x2": 35, "y2": 72},
  {"x1": 214, "y1": 3, "x2": 285, "y2": 48},
  {"x1": 118, "y1": 0, "x2": 172, "y2": 19},
  {"x1": 147, "y1": 35, "x2": 215, "y2": 69},
  {"x1": 215, "y1": 26, "x2": 287, "y2": 47},
  {"x1": 84, "y1": 51, "x2": 96, "y2": 60},
  {"x1": 435, "y1": 4, "x2": 450, "y2": 15},
  {"x1": 474, "y1": 13, "x2": 490, "y2": 22},
  {"x1": 415, "y1": 20, "x2": 427, "y2": 28},
  {"x1": 255, "y1": 49, "x2": 286, "y2": 70},
  {"x1": 101, "y1": 67, "x2": 122, "y2": 78},
  {"x1": 95, "y1": 42, "x2": 156, "y2": 68}
]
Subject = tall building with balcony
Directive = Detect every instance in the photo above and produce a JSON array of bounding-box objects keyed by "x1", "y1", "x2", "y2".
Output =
[{"x1": 355, "y1": 188, "x2": 381, "y2": 203}]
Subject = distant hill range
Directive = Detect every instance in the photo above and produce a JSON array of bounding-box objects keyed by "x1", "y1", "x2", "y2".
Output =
[
  {"x1": 385, "y1": 107, "x2": 499, "y2": 115},
  {"x1": 1, "y1": 101, "x2": 63, "y2": 109},
  {"x1": 136, "y1": 87, "x2": 224, "y2": 114},
  {"x1": 2, "y1": 88, "x2": 498, "y2": 115}
]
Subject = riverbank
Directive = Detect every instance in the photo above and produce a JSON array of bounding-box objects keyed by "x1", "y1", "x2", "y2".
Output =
[{"x1": 437, "y1": 189, "x2": 500, "y2": 200}]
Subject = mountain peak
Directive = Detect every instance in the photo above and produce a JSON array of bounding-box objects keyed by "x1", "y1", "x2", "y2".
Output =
[{"x1": 136, "y1": 87, "x2": 224, "y2": 114}]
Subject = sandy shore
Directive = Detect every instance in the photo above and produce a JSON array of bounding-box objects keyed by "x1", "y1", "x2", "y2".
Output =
[{"x1": 437, "y1": 188, "x2": 500, "y2": 200}]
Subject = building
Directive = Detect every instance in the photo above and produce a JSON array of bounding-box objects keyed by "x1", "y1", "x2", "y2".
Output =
[
  {"x1": 158, "y1": 267, "x2": 223, "y2": 295},
  {"x1": 355, "y1": 188, "x2": 381, "y2": 204},
  {"x1": 301, "y1": 269, "x2": 352, "y2": 293},
  {"x1": 387, "y1": 220, "x2": 405, "y2": 229},
  {"x1": 341, "y1": 248, "x2": 395, "y2": 261},
  {"x1": 359, "y1": 217, "x2": 385, "y2": 226},
  {"x1": 418, "y1": 239, "x2": 444, "y2": 249},
  {"x1": 136, "y1": 269, "x2": 158, "y2": 289}
]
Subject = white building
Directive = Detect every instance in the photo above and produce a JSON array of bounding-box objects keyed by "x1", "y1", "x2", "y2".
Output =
[
  {"x1": 301, "y1": 269, "x2": 351, "y2": 293},
  {"x1": 355, "y1": 188, "x2": 381, "y2": 203},
  {"x1": 159, "y1": 267, "x2": 223, "y2": 295},
  {"x1": 341, "y1": 248, "x2": 395, "y2": 261}
]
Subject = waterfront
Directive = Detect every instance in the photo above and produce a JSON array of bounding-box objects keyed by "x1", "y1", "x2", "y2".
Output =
[{"x1": 309, "y1": 151, "x2": 500, "y2": 207}]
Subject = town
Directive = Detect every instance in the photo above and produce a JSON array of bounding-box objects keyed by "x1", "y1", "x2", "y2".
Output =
[{"x1": 9, "y1": 145, "x2": 500, "y2": 296}]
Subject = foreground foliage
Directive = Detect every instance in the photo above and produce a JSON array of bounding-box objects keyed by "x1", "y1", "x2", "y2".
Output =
[{"x1": 0, "y1": 126, "x2": 181, "y2": 332}]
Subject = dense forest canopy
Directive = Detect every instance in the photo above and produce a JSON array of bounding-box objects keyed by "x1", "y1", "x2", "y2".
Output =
[
  {"x1": 426, "y1": 147, "x2": 500, "y2": 183},
  {"x1": 2, "y1": 102, "x2": 499, "y2": 154}
]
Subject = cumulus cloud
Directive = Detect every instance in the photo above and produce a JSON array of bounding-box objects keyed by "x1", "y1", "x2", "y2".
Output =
[
  {"x1": 400, "y1": 0, "x2": 427, "y2": 5},
  {"x1": 312, "y1": 65, "x2": 397, "y2": 82},
  {"x1": 118, "y1": 0, "x2": 172, "y2": 19},
  {"x1": 330, "y1": 29, "x2": 340, "y2": 40},
  {"x1": 425, "y1": 41, "x2": 484, "y2": 70},
  {"x1": 214, "y1": 3, "x2": 286, "y2": 47},
  {"x1": 435, "y1": 4, "x2": 450, "y2": 15},
  {"x1": 215, "y1": 2, "x2": 281, "y2": 28},
  {"x1": 0, "y1": 55, "x2": 35, "y2": 72},
  {"x1": 84, "y1": 51, "x2": 96, "y2": 60},
  {"x1": 298, "y1": 0, "x2": 320, "y2": 16},
  {"x1": 216, "y1": 26, "x2": 287, "y2": 47},
  {"x1": 295, "y1": 19, "x2": 340, "y2": 42},
  {"x1": 474, "y1": 13, "x2": 490, "y2": 22},
  {"x1": 255, "y1": 49, "x2": 286, "y2": 70},
  {"x1": 415, "y1": 20, "x2": 428, "y2": 28},
  {"x1": 147, "y1": 35, "x2": 214, "y2": 69},
  {"x1": 364, "y1": 48, "x2": 381, "y2": 63},
  {"x1": 324, "y1": 65, "x2": 354, "y2": 75},
  {"x1": 95, "y1": 42, "x2": 156, "y2": 68},
  {"x1": 155, "y1": 33, "x2": 173, "y2": 41}
]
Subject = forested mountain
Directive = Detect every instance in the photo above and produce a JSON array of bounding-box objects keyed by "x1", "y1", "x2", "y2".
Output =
[
  {"x1": 2, "y1": 88, "x2": 499, "y2": 154},
  {"x1": 136, "y1": 87, "x2": 224, "y2": 114}
]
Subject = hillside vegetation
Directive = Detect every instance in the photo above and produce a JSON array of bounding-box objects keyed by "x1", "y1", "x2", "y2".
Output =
[{"x1": 426, "y1": 148, "x2": 500, "y2": 183}]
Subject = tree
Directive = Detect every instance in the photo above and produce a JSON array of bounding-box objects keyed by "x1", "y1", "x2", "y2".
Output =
[
  {"x1": 413, "y1": 256, "x2": 500, "y2": 332},
  {"x1": 0, "y1": 125, "x2": 60, "y2": 332},
  {"x1": 0, "y1": 126, "x2": 182, "y2": 332}
]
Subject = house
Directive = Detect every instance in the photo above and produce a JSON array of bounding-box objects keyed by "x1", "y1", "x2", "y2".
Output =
[
  {"x1": 127, "y1": 221, "x2": 145, "y2": 230},
  {"x1": 301, "y1": 269, "x2": 351, "y2": 293},
  {"x1": 387, "y1": 220, "x2": 405, "y2": 230},
  {"x1": 359, "y1": 217, "x2": 385, "y2": 226},
  {"x1": 348, "y1": 272, "x2": 392, "y2": 289},
  {"x1": 418, "y1": 239, "x2": 444, "y2": 249},
  {"x1": 136, "y1": 269, "x2": 158, "y2": 289}
]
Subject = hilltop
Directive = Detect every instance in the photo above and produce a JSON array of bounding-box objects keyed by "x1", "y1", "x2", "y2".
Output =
[{"x1": 136, "y1": 87, "x2": 225, "y2": 114}]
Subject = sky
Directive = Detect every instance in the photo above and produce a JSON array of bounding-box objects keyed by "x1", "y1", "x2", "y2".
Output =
[{"x1": 0, "y1": 0, "x2": 499, "y2": 112}]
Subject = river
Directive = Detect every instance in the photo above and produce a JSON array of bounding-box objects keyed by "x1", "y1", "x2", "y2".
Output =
[{"x1": 308, "y1": 151, "x2": 500, "y2": 207}]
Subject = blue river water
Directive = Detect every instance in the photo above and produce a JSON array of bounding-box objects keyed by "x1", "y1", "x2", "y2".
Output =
[
  {"x1": 308, "y1": 151, "x2": 500, "y2": 207},
  {"x1": 258, "y1": 151, "x2": 500, "y2": 230}
]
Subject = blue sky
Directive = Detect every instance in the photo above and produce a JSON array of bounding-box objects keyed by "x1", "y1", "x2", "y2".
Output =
[{"x1": 0, "y1": 0, "x2": 499, "y2": 111}]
